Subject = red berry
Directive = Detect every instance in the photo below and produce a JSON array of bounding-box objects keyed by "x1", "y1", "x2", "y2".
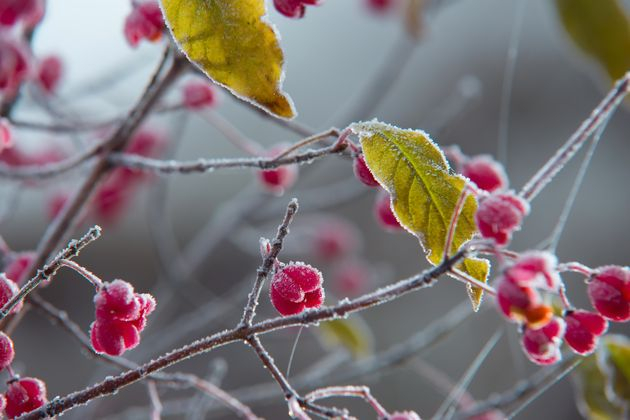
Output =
[
  {"x1": 588, "y1": 266, "x2": 630, "y2": 322},
  {"x1": 332, "y1": 260, "x2": 370, "y2": 297},
  {"x1": 389, "y1": 411, "x2": 421, "y2": 420},
  {"x1": 270, "y1": 263, "x2": 324, "y2": 316},
  {"x1": 4, "y1": 377, "x2": 47, "y2": 418},
  {"x1": 124, "y1": 1, "x2": 164, "y2": 48},
  {"x1": 365, "y1": 0, "x2": 398, "y2": 13},
  {"x1": 521, "y1": 317, "x2": 565, "y2": 365},
  {"x1": 374, "y1": 190, "x2": 402, "y2": 230},
  {"x1": 496, "y1": 276, "x2": 551, "y2": 328},
  {"x1": 353, "y1": 154, "x2": 379, "y2": 187},
  {"x1": 564, "y1": 310, "x2": 608, "y2": 355},
  {"x1": 36, "y1": 55, "x2": 63, "y2": 94},
  {"x1": 462, "y1": 155, "x2": 508, "y2": 193},
  {"x1": 310, "y1": 218, "x2": 358, "y2": 261},
  {"x1": 182, "y1": 80, "x2": 219, "y2": 110},
  {"x1": 0, "y1": 39, "x2": 30, "y2": 93},
  {"x1": 257, "y1": 145, "x2": 298, "y2": 195},
  {"x1": 0, "y1": 0, "x2": 40, "y2": 26},
  {"x1": 4, "y1": 252, "x2": 34, "y2": 285},
  {"x1": 505, "y1": 251, "x2": 560, "y2": 291},
  {"x1": 0, "y1": 118, "x2": 11, "y2": 152},
  {"x1": 0, "y1": 274, "x2": 22, "y2": 314},
  {"x1": 91, "y1": 280, "x2": 156, "y2": 356},
  {"x1": 475, "y1": 192, "x2": 529, "y2": 246},
  {"x1": 274, "y1": 0, "x2": 320, "y2": 19},
  {"x1": 0, "y1": 332, "x2": 14, "y2": 371}
]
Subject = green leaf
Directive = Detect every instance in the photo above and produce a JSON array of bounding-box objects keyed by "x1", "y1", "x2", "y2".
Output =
[
  {"x1": 161, "y1": 0, "x2": 296, "y2": 119},
  {"x1": 317, "y1": 318, "x2": 373, "y2": 359},
  {"x1": 554, "y1": 0, "x2": 630, "y2": 81},
  {"x1": 350, "y1": 120, "x2": 489, "y2": 310},
  {"x1": 598, "y1": 335, "x2": 630, "y2": 408},
  {"x1": 573, "y1": 352, "x2": 625, "y2": 420}
]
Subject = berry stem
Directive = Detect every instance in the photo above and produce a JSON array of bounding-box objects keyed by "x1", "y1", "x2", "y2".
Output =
[
  {"x1": 272, "y1": 127, "x2": 340, "y2": 161},
  {"x1": 59, "y1": 259, "x2": 104, "y2": 290}
]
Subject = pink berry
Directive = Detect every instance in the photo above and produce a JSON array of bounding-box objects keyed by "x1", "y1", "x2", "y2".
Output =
[
  {"x1": 310, "y1": 218, "x2": 358, "y2": 261},
  {"x1": 270, "y1": 263, "x2": 324, "y2": 316},
  {"x1": 257, "y1": 145, "x2": 298, "y2": 195},
  {"x1": 374, "y1": 190, "x2": 402, "y2": 230},
  {"x1": 521, "y1": 317, "x2": 565, "y2": 365},
  {"x1": 124, "y1": 1, "x2": 164, "y2": 48},
  {"x1": 0, "y1": 274, "x2": 22, "y2": 314},
  {"x1": 564, "y1": 310, "x2": 608, "y2": 355},
  {"x1": 182, "y1": 80, "x2": 219, "y2": 110},
  {"x1": 91, "y1": 280, "x2": 156, "y2": 356},
  {"x1": 389, "y1": 411, "x2": 421, "y2": 420},
  {"x1": 353, "y1": 154, "x2": 379, "y2": 187},
  {"x1": 4, "y1": 252, "x2": 34, "y2": 284},
  {"x1": 0, "y1": 0, "x2": 40, "y2": 26},
  {"x1": 505, "y1": 251, "x2": 560, "y2": 291},
  {"x1": 475, "y1": 192, "x2": 529, "y2": 246},
  {"x1": 36, "y1": 55, "x2": 63, "y2": 94},
  {"x1": 0, "y1": 332, "x2": 14, "y2": 371},
  {"x1": 461, "y1": 155, "x2": 508, "y2": 193},
  {"x1": 274, "y1": 0, "x2": 320, "y2": 19},
  {"x1": 4, "y1": 377, "x2": 47, "y2": 418},
  {"x1": 496, "y1": 276, "x2": 552, "y2": 328},
  {"x1": 332, "y1": 260, "x2": 370, "y2": 296},
  {"x1": 365, "y1": 0, "x2": 398, "y2": 13},
  {"x1": 588, "y1": 266, "x2": 630, "y2": 322},
  {"x1": 0, "y1": 39, "x2": 30, "y2": 93},
  {"x1": 0, "y1": 118, "x2": 12, "y2": 152}
]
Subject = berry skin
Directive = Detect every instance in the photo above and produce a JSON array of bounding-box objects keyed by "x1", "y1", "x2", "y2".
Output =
[
  {"x1": 475, "y1": 192, "x2": 529, "y2": 246},
  {"x1": 496, "y1": 276, "x2": 552, "y2": 328},
  {"x1": 36, "y1": 55, "x2": 63, "y2": 94},
  {"x1": 0, "y1": 273, "x2": 22, "y2": 314},
  {"x1": 521, "y1": 317, "x2": 565, "y2": 365},
  {"x1": 4, "y1": 377, "x2": 47, "y2": 418},
  {"x1": 0, "y1": 39, "x2": 30, "y2": 93},
  {"x1": 124, "y1": 1, "x2": 164, "y2": 48},
  {"x1": 505, "y1": 251, "x2": 560, "y2": 291},
  {"x1": 461, "y1": 155, "x2": 508, "y2": 193},
  {"x1": 374, "y1": 190, "x2": 402, "y2": 231},
  {"x1": 182, "y1": 80, "x2": 219, "y2": 110},
  {"x1": 256, "y1": 145, "x2": 298, "y2": 195},
  {"x1": 270, "y1": 263, "x2": 324, "y2": 316},
  {"x1": 564, "y1": 310, "x2": 608, "y2": 355},
  {"x1": 90, "y1": 280, "x2": 156, "y2": 356},
  {"x1": 588, "y1": 266, "x2": 630, "y2": 322},
  {"x1": 0, "y1": 118, "x2": 11, "y2": 152},
  {"x1": 353, "y1": 154, "x2": 379, "y2": 187},
  {"x1": 0, "y1": 332, "x2": 14, "y2": 371},
  {"x1": 274, "y1": 0, "x2": 320, "y2": 19}
]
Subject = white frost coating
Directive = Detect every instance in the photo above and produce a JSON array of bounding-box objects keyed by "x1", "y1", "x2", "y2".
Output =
[{"x1": 158, "y1": 0, "x2": 297, "y2": 120}]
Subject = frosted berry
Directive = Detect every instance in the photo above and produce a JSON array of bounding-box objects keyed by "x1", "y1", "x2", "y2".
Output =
[
  {"x1": 496, "y1": 276, "x2": 552, "y2": 328},
  {"x1": 4, "y1": 377, "x2": 47, "y2": 418},
  {"x1": 4, "y1": 252, "x2": 34, "y2": 284},
  {"x1": 124, "y1": 1, "x2": 164, "y2": 48},
  {"x1": 36, "y1": 55, "x2": 63, "y2": 94},
  {"x1": 374, "y1": 190, "x2": 402, "y2": 230},
  {"x1": 270, "y1": 263, "x2": 324, "y2": 316},
  {"x1": 310, "y1": 218, "x2": 358, "y2": 261},
  {"x1": 521, "y1": 317, "x2": 565, "y2": 365},
  {"x1": 0, "y1": 118, "x2": 11, "y2": 152},
  {"x1": 0, "y1": 39, "x2": 29, "y2": 93},
  {"x1": 91, "y1": 280, "x2": 156, "y2": 356},
  {"x1": 0, "y1": 332, "x2": 14, "y2": 371},
  {"x1": 274, "y1": 0, "x2": 320, "y2": 19},
  {"x1": 0, "y1": 273, "x2": 22, "y2": 314},
  {"x1": 564, "y1": 310, "x2": 608, "y2": 355},
  {"x1": 389, "y1": 411, "x2": 421, "y2": 420},
  {"x1": 588, "y1": 266, "x2": 630, "y2": 322},
  {"x1": 353, "y1": 154, "x2": 379, "y2": 187},
  {"x1": 257, "y1": 145, "x2": 298, "y2": 195},
  {"x1": 182, "y1": 80, "x2": 219, "y2": 110},
  {"x1": 475, "y1": 192, "x2": 529, "y2": 246},
  {"x1": 461, "y1": 155, "x2": 508, "y2": 193},
  {"x1": 505, "y1": 251, "x2": 560, "y2": 291}
]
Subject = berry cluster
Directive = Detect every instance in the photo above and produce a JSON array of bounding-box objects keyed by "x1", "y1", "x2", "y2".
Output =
[
  {"x1": 123, "y1": 0, "x2": 164, "y2": 48},
  {"x1": 270, "y1": 263, "x2": 324, "y2": 316},
  {"x1": 90, "y1": 279, "x2": 156, "y2": 356}
]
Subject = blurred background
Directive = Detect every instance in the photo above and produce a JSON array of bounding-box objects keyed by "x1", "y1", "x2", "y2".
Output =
[{"x1": 2, "y1": 0, "x2": 630, "y2": 418}]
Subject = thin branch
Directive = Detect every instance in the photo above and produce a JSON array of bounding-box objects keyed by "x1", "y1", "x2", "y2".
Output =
[
  {"x1": 0, "y1": 226, "x2": 102, "y2": 320},
  {"x1": 146, "y1": 381, "x2": 162, "y2": 420},
  {"x1": 305, "y1": 386, "x2": 389, "y2": 418}
]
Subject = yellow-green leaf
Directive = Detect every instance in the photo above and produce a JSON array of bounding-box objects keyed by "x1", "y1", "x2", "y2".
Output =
[
  {"x1": 574, "y1": 352, "x2": 625, "y2": 420},
  {"x1": 350, "y1": 120, "x2": 489, "y2": 310},
  {"x1": 161, "y1": 0, "x2": 296, "y2": 119},
  {"x1": 555, "y1": 0, "x2": 630, "y2": 81},
  {"x1": 317, "y1": 318, "x2": 373, "y2": 359},
  {"x1": 598, "y1": 335, "x2": 630, "y2": 408}
]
